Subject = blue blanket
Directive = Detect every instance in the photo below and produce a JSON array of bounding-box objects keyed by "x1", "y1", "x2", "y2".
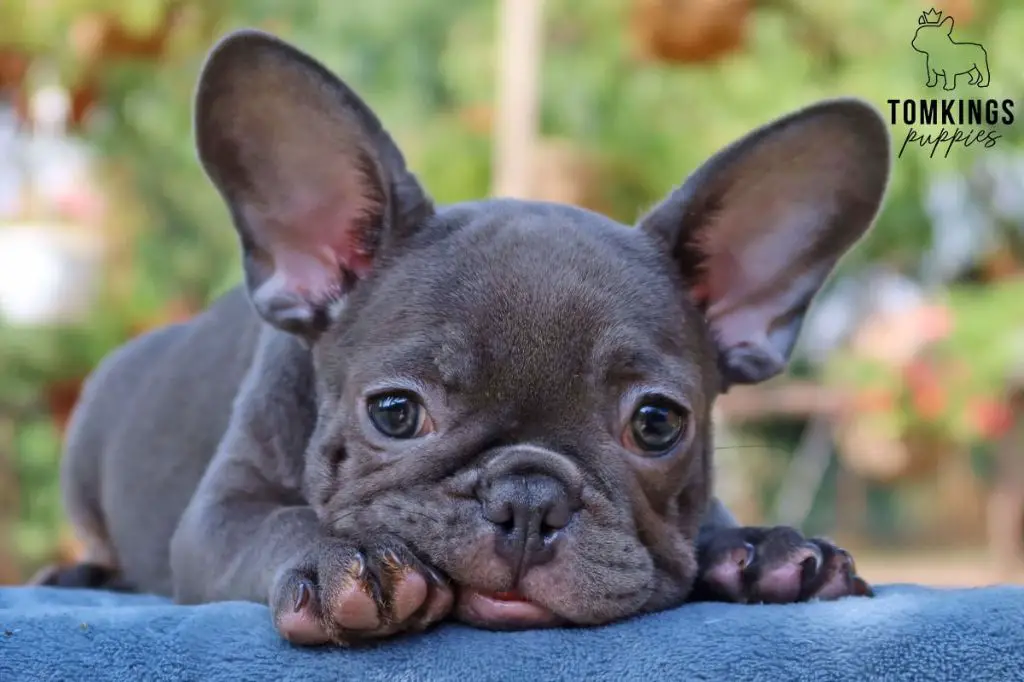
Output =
[{"x1": 1, "y1": 584, "x2": 1022, "y2": 681}]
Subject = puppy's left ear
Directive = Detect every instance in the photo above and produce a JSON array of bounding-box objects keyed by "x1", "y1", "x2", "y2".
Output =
[
  {"x1": 193, "y1": 30, "x2": 434, "y2": 338},
  {"x1": 639, "y1": 98, "x2": 890, "y2": 389}
]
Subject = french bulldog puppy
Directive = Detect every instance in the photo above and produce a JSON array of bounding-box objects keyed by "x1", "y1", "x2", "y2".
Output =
[{"x1": 35, "y1": 30, "x2": 890, "y2": 646}]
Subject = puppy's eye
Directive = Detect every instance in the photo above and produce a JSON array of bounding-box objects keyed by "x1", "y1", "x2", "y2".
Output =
[
  {"x1": 367, "y1": 392, "x2": 430, "y2": 439},
  {"x1": 624, "y1": 397, "x2": 689, "y2": 455}
]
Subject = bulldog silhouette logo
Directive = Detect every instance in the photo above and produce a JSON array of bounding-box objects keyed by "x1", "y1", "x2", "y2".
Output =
[{"x1": 912, "y1": 9, "x2": 989, "y2": 90}]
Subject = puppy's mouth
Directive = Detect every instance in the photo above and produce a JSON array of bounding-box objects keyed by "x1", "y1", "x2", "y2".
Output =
[{"x1": 454, "y1": 587, "x2": 563, "y2": 630}]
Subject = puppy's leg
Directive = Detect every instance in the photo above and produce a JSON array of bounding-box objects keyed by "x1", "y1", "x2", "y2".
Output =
[
  {"x1": 169, "y1": 332, "x2": 452, "y2": 646},
  {"x1": 689, "y1": 498, "x2": 871, "y2": 604},
  {"x1": 29, "y1": 563, "x2": 135, "y2": 591},
  {"x1": 29, "y1": 367, "x2": 126, "y2": 590},
  {"x1": 171, "y1": 456, "x2": 453, "y2": 646}
]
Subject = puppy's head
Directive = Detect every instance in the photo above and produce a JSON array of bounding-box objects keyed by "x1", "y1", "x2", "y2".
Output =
[{"x1": 194, "y1": 31, "x2": 890, "y2": 629}]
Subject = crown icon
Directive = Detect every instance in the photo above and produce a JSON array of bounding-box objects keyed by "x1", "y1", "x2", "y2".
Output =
[{"x1": 918, "y1": 8, "x2": 943, "y2": 25}]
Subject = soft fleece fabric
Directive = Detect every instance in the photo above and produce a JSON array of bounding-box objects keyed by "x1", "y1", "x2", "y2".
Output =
[{"x1": 1, "y1": 584, "x2": 1022, "y2": 681}]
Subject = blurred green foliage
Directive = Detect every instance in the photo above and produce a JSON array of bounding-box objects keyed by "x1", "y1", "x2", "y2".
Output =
[{"x1": 2, "y1": 0, "x2": 1024, "y2": 575}]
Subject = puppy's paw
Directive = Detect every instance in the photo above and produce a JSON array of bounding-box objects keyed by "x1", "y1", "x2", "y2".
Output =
[
  {"x1": 270, "y1": 536, "x2": 453, "y2": 646},
  {"x1": 28, "y1": 562, "x2": 135, "y2": 591},
  {"x1": 691, "y1": 526, "x2": 872, "y2": 604}
]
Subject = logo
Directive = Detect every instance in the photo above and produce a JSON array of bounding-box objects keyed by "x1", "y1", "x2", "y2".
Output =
[
  {"x1": 911, "y1": 8, "x2": 988, "y2": 90},
  {"x1": 888, "y1": 9, "x2": 1014, "y2": 159}
]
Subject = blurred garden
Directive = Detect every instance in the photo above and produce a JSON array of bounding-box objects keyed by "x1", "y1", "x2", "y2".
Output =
[{"x1": 0, "y1": 0, "x2": 1023, "y2": 587}]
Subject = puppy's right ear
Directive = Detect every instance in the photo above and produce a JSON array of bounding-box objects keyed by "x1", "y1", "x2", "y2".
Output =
[
  {"x1": 638, "y1": 98, "x2": 890, "y2": 390},
  {"x1": 194, "y1": 30, "x2": 434, "y2": 337}
]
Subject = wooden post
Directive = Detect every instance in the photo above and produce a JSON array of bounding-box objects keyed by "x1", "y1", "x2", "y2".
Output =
[
  {"x1": 491, "y1": 0, "x2": 544, "y2": 199},
  {"x1": 771, "y1": 416, "x2": 834, "y2": 528}
]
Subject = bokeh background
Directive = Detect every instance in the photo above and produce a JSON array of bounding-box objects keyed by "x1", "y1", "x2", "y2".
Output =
[{"x1": 1, "y1": 0, "x2": 1023, "y2": 588}]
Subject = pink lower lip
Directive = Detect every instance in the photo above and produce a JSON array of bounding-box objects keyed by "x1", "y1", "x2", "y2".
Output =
[{"x1": 456, "y1": 588, "x2": 562, "y2": 629}]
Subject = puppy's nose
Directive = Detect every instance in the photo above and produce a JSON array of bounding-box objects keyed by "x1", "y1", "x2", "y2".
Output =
[{"x1": 479, "y1": 473, "x2": 573, "y2": 572}]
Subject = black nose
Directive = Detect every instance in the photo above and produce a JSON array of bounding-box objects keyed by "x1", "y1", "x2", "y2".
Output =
[{"x1": 479, "y1": 473, "x2": 574, "y2": 572}]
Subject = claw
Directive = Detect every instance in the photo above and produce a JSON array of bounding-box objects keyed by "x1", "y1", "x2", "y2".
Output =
[
  {"x1": 740, "y1": 542, "x2": 756, "y2": 569},
  {"x1": 293, "y1": 580, "x2": 312, "y2": 612},
  {"x1": 349, "y1": 552, "x2": 367, "y2": 579},
  {"x1": 798, "y1": 542, "x2": 823, "y2": 574},
  {"x1": 382, "y1": 548, "x2": 401, "y2": 568},
  {"x1": 852, "y1": 576, "x2": 874, "y2": 597},
  {"x1": 837, "y1": 547, "x2": 857, "y2": 573},
  {"x1": 425, "y1": 566, "x2": 447, "y2": 585}
]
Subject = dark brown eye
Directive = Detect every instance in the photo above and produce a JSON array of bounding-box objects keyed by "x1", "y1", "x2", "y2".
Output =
[
  {"x1": 367, "y1": 392, "x2": 428, "y2": 439},
  {"x1": 626, "y1": 397, "x2": 689, "y2": 454}
]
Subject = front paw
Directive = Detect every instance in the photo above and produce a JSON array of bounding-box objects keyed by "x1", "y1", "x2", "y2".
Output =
[
  {"x1": 691, "y1": 526, "x2": 872, "y2": 604},
  {"x1": 270, "y1": 536, "x2": 454, "y2": 646}
]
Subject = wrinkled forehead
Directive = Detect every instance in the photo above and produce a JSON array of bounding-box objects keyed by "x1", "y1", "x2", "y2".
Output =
[{"x1": 330, "y1": 200, "x2": 714, "y2": 400}]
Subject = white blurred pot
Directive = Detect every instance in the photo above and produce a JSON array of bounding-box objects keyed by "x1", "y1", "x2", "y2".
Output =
[{"x1": 0, "y1": 223, "x2": 105, "y2": 326}]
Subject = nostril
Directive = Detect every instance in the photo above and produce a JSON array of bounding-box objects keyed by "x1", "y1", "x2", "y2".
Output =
[
  {"x1": 542, "y1": 502, "x2": 572, "y2": 532},
  {"x1": 483, "y1": 500, "x2": 513, "y2": 527},
  {"x1": 538, "y1": 503, "x2": 573, "y2": 542}
]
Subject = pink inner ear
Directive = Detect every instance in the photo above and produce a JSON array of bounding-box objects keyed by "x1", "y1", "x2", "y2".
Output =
[
  {"x1": 243, "y1": 173, "x2": 382, "y2": 305},
  {"x1": 699, "y1": 247, "x2": 771, "y2": 353},
  {"x1": 692, "y1": 200, "x2": 830, "y2": 362}
]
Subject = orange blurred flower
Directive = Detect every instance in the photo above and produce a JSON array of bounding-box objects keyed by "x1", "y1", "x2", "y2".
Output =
[
  {"x1": 969, "y1": 399, "x2": 1014, "y2": 439},
  {"x1": 911, "y1": 383, "x2": 947, "y2": 420}
]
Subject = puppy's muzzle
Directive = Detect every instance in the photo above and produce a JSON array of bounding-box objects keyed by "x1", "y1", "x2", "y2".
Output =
[{"x1": 475, "y1": 446, "x2": 583, "y2": 576}]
